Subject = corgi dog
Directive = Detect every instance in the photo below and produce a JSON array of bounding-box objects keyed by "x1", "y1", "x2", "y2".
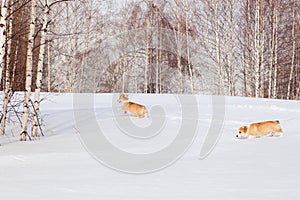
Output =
[
  {"x1": 236, "y1": 120, "x2": 283, "y2": 138},
  {"x1": 118, "y1": 94, "x2": 149, "y2": 118}
]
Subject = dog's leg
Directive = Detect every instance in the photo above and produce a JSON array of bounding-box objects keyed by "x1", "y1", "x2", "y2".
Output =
[
  {"x1": 269, "y1": 132, "x2": 284, "y2": 138},
  {"x1": 118, "y1": 107, "x2": 127, "y2": 115},
  {"x1": 277, "y1": 132, "x2": 284, "y2": 138},
  {"x1": 144, "y1": 109, "x2": 149, "y2": 118},
  {"x1": 267, "y1": 132, "x2": 275, "y2": 137}
]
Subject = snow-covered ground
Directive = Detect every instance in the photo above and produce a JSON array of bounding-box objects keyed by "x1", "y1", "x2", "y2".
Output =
[{"x1": 0, "y1": 93, "x2": 300, "y2": 200}]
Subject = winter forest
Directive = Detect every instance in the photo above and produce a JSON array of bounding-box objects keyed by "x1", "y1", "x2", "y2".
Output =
[{"x1": 0, "y1": 0, "x2": 299, "y2": 140}]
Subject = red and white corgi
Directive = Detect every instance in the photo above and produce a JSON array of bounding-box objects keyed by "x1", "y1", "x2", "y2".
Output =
[
  {"x1": 118, "y1": 94, "x2": 149, "y2": 119},
  {"x1": 237, "y1": 120, "x2": 283, "y2": 138}
]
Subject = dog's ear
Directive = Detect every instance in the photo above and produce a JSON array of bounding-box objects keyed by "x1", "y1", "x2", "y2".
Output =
[{"x1": 243, "y1": 126, "x2": 248, "y2": 133}]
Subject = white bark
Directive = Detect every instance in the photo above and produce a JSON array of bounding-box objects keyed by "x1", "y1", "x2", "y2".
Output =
[
  {"x1": 175, "y1": 30, "x2": 183, "y2": 94},
  {"x1": 268, "y1": 3, "x2": 274, "y2": 98},
  {"x1": 155, "y1": 8, "x2": 159, "y2": 94},
  {"x1": 159, "y1": 26, "x2": 162, "y2": 93},
  {"x1": 174, "y1": 1, "x2": 183, "y2": 94},
  {"x1": 65, "y1": 2, "x2": 79, "y2": 93},
  {"x1": 47, "y1": 37, "x2": 51, "y2": 92},
  {"x1": 122, "y1": 4, "x2": 127, "y2": 93},
  {"x1": 287, "y1": 0, "x2": 296, "y2": 100},
  {"x1": 144, "y1": 20, "x2": 149, "y2": 93},
  {"x1": 20, "y1": 0, "x2": 37, "y2": 141},
  {"x1": 254, "y1": 0, "x2": 261, "y2": 98},
  {"x1": 11, "y1": 39, "x2": 19, "y2": 86},
  {"x1": 65, "y1": 2, "x2": 71, "y2": 92},
  {"x1": 260, "y1": 0, "x2": 265, "y2": 97},
  {"x1": 32, "y1": 0, "x2": 49, "y2": 138},
  {"x1": 229, "y1": 0, "x2": 235, "y2": 96},
  {"x1": 214, "y1": 0, "x2": 223, "y2": 95},
  {"x1": 205, "y1": 0, "x2": 209, "y2": 51},
  {"x1": 185, "y1": 0, "x2": 194, "y2": 94},
  {"x1": 247, "y1": 0, "x2": 254, "y2": 97},
  {"x1": 268, "y1": 1, "x2": 277, "y2": 98},
  {"x1": 272, "y1": 1, "x2": 278, "y2": 99},
  {"x1": 79, "y1": 0, "x2": 93, "y2": 93},
  {"x1": 0, "y1": 0, "x2": 8, "y2": 82},
  {"x1": 1, "y1": 1, "x2": 11, "y2": 135}
]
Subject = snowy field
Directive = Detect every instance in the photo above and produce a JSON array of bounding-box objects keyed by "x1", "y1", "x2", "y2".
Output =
[{"x1": 0, "y1": 93, "x2": 300, "y2": 200}]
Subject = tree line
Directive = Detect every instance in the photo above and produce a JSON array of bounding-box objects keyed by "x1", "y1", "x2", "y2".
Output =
[
  {"x1": 46, "y1": 0, "x2": 298, "y2": 98},
  {"x1": 0, "y1": 0, "x2": 299, "y2": 139}
]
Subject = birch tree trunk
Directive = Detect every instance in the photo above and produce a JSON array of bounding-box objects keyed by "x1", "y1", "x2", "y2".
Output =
[
  {"x1": 254, "y1": 0, "x2": 261, "y2": 98},
  {"x1": 174, "y1": 1, "x2": 183, "y2": 94},
  {"x1": 86, "y1": 1, "x2": 96, "y2": 93},
  {"x1": 122, "y1": 3, "x2": 127, "y2": 93},
  {"x1": 11, "y1": 39, "x2": 19, "y2": 87},
  {"x1": 20, "y1": 0, "x2": 37, "y2": 141},
  {"x1": 1, "y1": 0, "x2": 12, "y2": 135},
  {"x1": 247, "y1": 0, "x2": 255, "y2": 97},
  {"x1": 47, "y1": 37, "x2": 51, "y2": 92},
  {"x1": 214, "y1": 0, "x2": 223, "y2": 95},
  {"x1": 159, "y1": 25, "x2": 162, "y2": 93},
  {"x1": 259, "y1": 0, "x2": 265, "y2": 97},
  {"x1": 242, "y1": 41, "x2": 247, "y2": 96},
  {"x1": 175, "y1": 29, "x2": 183, "y2": 94},
  {"x1": 287, "y1": 0, "x2": 296, "y2": 99},
  {"x1": 226, "y1": 0, "x2": 235, "y2": 96},
  {"x1": 185, "y1": 0, "x2": 194, "y2": 94},
  {"x1": 155, "y1": 7, "x2": 159, "y2": 94},
  {"x1": 77, "y1": 0, "x2": 94, "y2": 93},
  {"x1": 31, "y1": 0, "x2": 49, "y2": 138},
  {"x1": 272, "y1": 1, "x2": 278, "y2": 99},
  {"x1": 144, "y1": 20, "x2": 149, "y2": 93},
  {"x1": 66, "y1": 2, "x2": 79, "y2": 93},
  {"x1": 205, "y1": 0, "x2": 209, "y2": 52},
  {"x1": 0, "y1": 0, "x2": 8, "y2": 82},
  {"x1": 268, "y1": 1, "x2": 274, "y2": 98}
]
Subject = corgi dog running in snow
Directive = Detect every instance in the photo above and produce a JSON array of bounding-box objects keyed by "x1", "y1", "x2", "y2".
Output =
[
  {"x1": 118, "y1": 94, "x2": 149, "y2": 118},
  {"x1": 236, "y1": 120, "x2": 283, "y2": 139}
]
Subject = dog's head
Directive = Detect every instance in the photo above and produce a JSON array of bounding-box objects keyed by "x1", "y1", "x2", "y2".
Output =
[
  {"x1": 118, "y1": 94, "x2": 129, "y2": 103},
  {"x1": 236, "y1": 126, "x2": 248, "y2": 138}
]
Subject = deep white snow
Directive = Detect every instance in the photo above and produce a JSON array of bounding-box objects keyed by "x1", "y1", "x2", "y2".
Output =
[{"x1": 0, "y1": 93, "x2": 300, "y2": 200}]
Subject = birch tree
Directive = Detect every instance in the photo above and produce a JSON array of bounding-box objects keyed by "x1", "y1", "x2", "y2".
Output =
[
  {"x1": 155, "y1": 3, "x2": 160, "y2": 94},
  {"x1": 121, "y1": 0, "x2": 128, "y2": 93},
  {"x1": 31, "y1": 0, "x2": 49, "y2": 138},
  {"x1": 254, "y1": 0, "x2": 261, "y2": 98},
  {"x1": 269, "y1": 0, "x2": 279, "y2": 98},
  {"x1": 144, "y1": 18, "x2": 149, "y2": 93},
  {"x1": 287, "y1": 0, "x2": 296, "y2": 100},
  {"x1": 172, "y1": 0, "x2": 183, "y2": 93},
  {"x1": 1, "y1": 0, "x2": 12, "y2": 136},
  {"x1": 20, "y1": 0, "x2": 37, "y2": 141},
  {"x1": 185, "y1": 0, "x2": 194, "y2": 93},
  {"x1": 227, "y1": 0, "x2": 235, "y2": 96},
  {"x1": 246, "y1": 0, "x2": 255, "y2": 97},
  {"x1": 0, "y1": 0, "x2": 8, "y2": 82},
  {"x1": 214, "y1": 0, "x2": 225, "y2": 95}
]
